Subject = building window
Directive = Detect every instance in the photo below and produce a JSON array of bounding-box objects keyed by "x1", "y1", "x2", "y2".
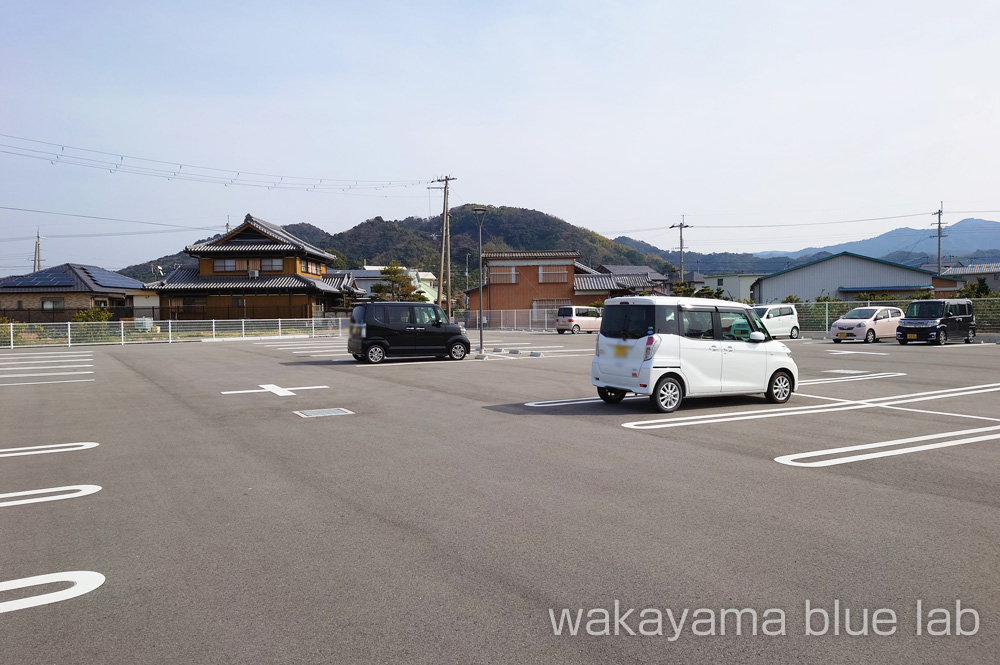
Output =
[
  {"x1": 533, "y1": 299, "x2": 572, "y2": 310},
  {"x1": 717, "y1": 278, "x2": 724, "y2": 287},
  {"x1": 538, "y1": 266, "x2": 568, "y2": 283},
  {"x1": 489, "y1": 267, "x2": 517, "y2": 284},
  {"x1": 93, "y1": 299, "x2": 109, "y2": 308},
  {"x1": 41, "y1": 298, "x2": 64, "y2": 310},
  {"x1": 301, "y1": 260, "x2": 320, "y2": 275},
  {"x1": 214, "y1": 259, "x2": 237, "y2": 272},
  {"x1": 261, "y1": 258, "x2": 283, "y2": 271},
  {"x1": 16, "y1": 300, "x2": 23, "y2": 310}
]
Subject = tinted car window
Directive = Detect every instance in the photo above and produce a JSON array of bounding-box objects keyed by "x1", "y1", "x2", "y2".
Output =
[
  {"x1": 948, "y1": 303, "x2": 960, "y2": 316},
  {"x1": 351, "y1": 306, "x2": 365, "y2": 323},
  {"x1": 557, "y1": 307, "x2": 573, "y2": 317},
  {"x1": 681, "y1": 310, "x2": 715, "y2": 339},
  {"x1": 387, "y1": 306, "x2": 411, "y2": 324},
  {"x1": 601, "y1": 304, "x2": 655, "y2": 338},
  {"x1": 371, "y1": 304, "x2": 386, "y2": 322},
  {"x1": 906, "y1": 301, "x2": 945, "y2": 318},
  {"x1": 414, "y1": 305, "x2": 438, "y2": 325}
]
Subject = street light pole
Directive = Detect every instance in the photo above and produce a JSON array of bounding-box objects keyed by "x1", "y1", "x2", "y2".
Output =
[{"x1": 472, "y1": 206, "x2": 487, "y2": 352}]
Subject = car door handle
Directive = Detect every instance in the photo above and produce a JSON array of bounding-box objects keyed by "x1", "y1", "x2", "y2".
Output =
[
  {"x1": 710, "y1": 345, "x2": 720, "y2": 352},
  {"x1": 724, "y1": 345, "x2": 735, "y2": 352}
]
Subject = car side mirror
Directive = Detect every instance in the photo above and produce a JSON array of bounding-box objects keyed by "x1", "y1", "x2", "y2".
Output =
[
  {"x1": 433, "y1": 320, "x2": 442, "y2": 327},
  {"x1": 749, "y1": 331, "x2": 766, "y2": 342}
]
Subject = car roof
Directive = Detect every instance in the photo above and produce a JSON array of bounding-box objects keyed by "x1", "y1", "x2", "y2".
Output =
[{"x1": 605, "y1": 296, "x2": 751, "y2": 308}]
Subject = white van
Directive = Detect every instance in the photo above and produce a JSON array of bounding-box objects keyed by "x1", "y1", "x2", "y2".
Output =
[
  {"x1": 752, "y1": 304, "x2": 800, "y2": 339},
  {"x1": 556, "y1": 306, "x2": 602, "y2": 334},
  {"x1": 592, "y1": 296, "x2": 798, "y2": 413}
]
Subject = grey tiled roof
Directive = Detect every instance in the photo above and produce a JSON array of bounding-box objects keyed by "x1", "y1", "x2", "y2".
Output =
[
  {"x1": 185, "y1": 214, "x2": 337, "y2": 261},
  {"x1": 574, "y1": 273, "x2": 655, "y2": 292},
  {"x1": 574, "y1": 261, "x2": 600, "y2": 274},
  {"x1": 598, "y1": 265, "x2": 668, "y2": 281},
  {"x1": 322, "y1": 273, "x2": 365, "y2": 293},
  {"x1": 483, "y1": 251, "x2": 580, "y2": 260},
  {"x1": 146, "y1": 267, "x2": 346, "y2": 293}
]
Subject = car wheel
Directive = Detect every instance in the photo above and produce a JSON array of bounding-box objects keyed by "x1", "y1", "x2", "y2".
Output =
[
  {"x1": 832, "y1": 338, "x2": 842, "y2": 343},
  {"x1": 789, "y1": 326, "x2": 799, "y2": 339},
  {"x1": 598, "y1": 386, "x2": 626, "y2": 404},
  {"x1": 557, "y1": 329, "x2": 565, "y2": 334},
  {"x1": 352, "y1": 353, "x2": 364, "y2": 362},
  {"x1": 898, "y1": 339, "x2": 908, "y2": 345},
  {"x1": 365, "y1": 344, "x2": 386, "y2": 364},
  {"x1": 864, "y1": 329, "x2": 876, "y2": 344},
  {"x1": 571, "y1": 324, "x2": 580, "y2": 334},
  {"x1": 650, "y1": 376, "x2": 682, "y2": 413},
  {"x1": 965, "y1": 329, "x2": 976, "y2": 344},
  {"x1": 766, "y1": 370, "x2": 793, "y2": 404},
  {"x1": 447, "y1": 342, "x2": 467, "y2": 360},
  {"x1": 936, "y1": 329, "x2": 947, "y2": 345}
]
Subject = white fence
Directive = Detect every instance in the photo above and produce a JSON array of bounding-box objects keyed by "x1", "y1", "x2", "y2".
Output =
[
  {"x1": 3, "y1": 299, "x2": 998, "y2": 348},
  {"x1": 1, "y1": 318, "x2": 349, "y2": 349}
]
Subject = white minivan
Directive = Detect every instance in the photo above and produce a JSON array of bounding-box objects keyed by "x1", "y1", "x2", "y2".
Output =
[{"x1": 592, "y1": 296, "x2": 798, "y2": 413}]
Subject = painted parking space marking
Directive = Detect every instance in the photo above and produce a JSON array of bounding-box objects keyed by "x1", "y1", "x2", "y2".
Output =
[
  {"x1": 0, "y1": 357, "x2": 93, "y2": 366},
  {"x1": 799, "y1": 372, "x2": 906, "y2": 385},
  {"x1": 621, "y1": 383, "x2": 1000, "y2": 430},
  {"x1": 294, "y1": 408, "x2": 355, "y2": 418},
  {"x1": 823, "y1": 369, "x2": 869, "y2": 374},
  {"x1": 526, "y1": 395, "x2": 646, "y2": 407},
  {"x1": 0, "y1": 370, "x2": 94, "y2": 379},
  {"x1": 0, "y1": 442, "x2": 99, "y2": 458},
  {"x1": 775, "y1": 426, "x2": 1000, "y2": 467},
  {"x1": 0, "y1": 485, "x2": 102, "y2": 508},
  {"x1": 221, "y1": 384, "x2": 329, "y2": 396},
  {"x1": 827, "y1": 350, "x2": 889, "y2": 355},
  {"x1": 0, "y1": 364, "x2": 93, "y2": 371},
  {"x1": 0, "y1": 378, "x2": 96, "y2": 388},
  {"x1": 0, "y1": 571, "x2": 105, "y2": 614}
]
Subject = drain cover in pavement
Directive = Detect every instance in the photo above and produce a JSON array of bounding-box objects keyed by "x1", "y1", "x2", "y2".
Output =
[{"x1": 294, "y1": 408, "x2": 354, "y2": 418}]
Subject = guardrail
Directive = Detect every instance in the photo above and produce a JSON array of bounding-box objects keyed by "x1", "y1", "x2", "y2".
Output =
[{"x1": 0, "y1": 318, "x2": 349, "y2": 349}]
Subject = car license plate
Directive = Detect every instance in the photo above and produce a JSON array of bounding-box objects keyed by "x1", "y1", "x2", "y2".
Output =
[
  {"x1": 837, "y1": 333, "x2": 847, "y2": 338},
  {"x1": 907, "y1": 334, "x2": 916, "y2": 339},
  {"x1": 614, "y1": 345, "x2": 628, "y2": 357}
]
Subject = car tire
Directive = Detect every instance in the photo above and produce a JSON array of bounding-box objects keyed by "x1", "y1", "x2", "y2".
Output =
[
  {"x1": 766, "y1": 370, "x2": 793, "y2": 404},
  {"x1": 650, "y1": 376, "x2": 682, "y2": 413},
  {"x1": 898, "y1": 339, "x2": 908, "y2": 345},
  {"x1": 365, "y1": 344, "x2": 386, "y2": 364},
  {"x1": 832, "y1": 338, "x2": 842, "y2": 343},
  {"x1": 557, "y1": 329, "x2": 565, "y2": 334},
  {"x1": 598, "y1": 386, "x2": 626, "y2": 404},
  {"x1": 864, "y1": 329, "x2": 876, "y2": 344},
  {"x1": 789, "y1": 326, "x2": 799, "y2": 339},
  {"x1": 936, "y1": 329, "x2": 947, "y2": 345},
  {"x1": 447, "y1": 342, "x2": 468, "y2": 360},
  {"x1": 571, "y1": 324, "x2": 580, "y2": 334},
  {"x1": 965, "y1": 329, "x2": 976, "y2": 344}
]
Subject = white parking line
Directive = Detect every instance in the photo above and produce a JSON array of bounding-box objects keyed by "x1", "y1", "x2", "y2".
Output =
[
  {"x1": 775, "y1": 426, "x2": 1000, "y2": 467},
  {"x1": 0, "y1": 364, "x2": 93, "y2": 372},
  {"x1": 0, "y1": 379, "x2": 96, "y2": 388},
  {"x1": 0, "y1": 357, "x2": 93, "y2": 365},
  {"x1": 621, "y1": 383, "x2": 1000, "y2": 430},
  {"x1": 0, "y1": 485, "x2": 103, "y2": 508},
  {"x1": 0, "y1": 442, "x2": 100, "y2": 458},
  {"x1": 0, "y1": 352, "x2": 93, "y2": 359},
  {"x1": 799, "y1": 372, "x2": 905, "y2": 385},
  {"x1": 0, "y1": 571, "x2": 105, "y2": 614},
  {"x1": 0, "y1": 371, "x2": 94, "y2": 379}
]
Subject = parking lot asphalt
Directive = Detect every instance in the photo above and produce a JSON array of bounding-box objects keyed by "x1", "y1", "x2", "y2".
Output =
[{"x1": 1, "y1": 332, "x2": 998, "y2": 664}]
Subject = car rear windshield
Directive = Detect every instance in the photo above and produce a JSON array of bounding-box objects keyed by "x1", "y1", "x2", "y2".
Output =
[
  {"x1": 557, "y1": 307, "x2": 573, "y2": 316},
  {"x1": 906, "y1": 301, "x2": 945, "y2": 318},
  {"x1": 843, "y1": 308, "x2": 877, "y2": 320},
  {"x1": 601, "y1": 304, "x2": 677, "y2": 338}
]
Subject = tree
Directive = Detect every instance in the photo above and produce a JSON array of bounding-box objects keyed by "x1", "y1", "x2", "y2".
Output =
[
  {"x1": 370, "y1": 261, "x2": 424, "y2": 301},
  {"x1": 781, "y1": 295, "x2": 802, "y2": 303},
  {"x1": 956, "y1": 277, "x2": 991, "y2": 298},
  {"x1": 671, "y1": 282, "x2": 696, "y2": 297}
]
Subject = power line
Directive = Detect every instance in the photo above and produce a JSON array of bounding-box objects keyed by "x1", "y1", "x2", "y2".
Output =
[
  {"x1": 0, "y1": 134, "x2": 431, "y2": 195},
  {"x1": 0, "y1": 205, "x2": 226, "y2": 231}
]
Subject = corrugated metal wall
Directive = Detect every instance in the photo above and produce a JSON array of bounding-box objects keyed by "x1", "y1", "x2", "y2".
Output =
[{"x1": 757, "y1": 256, "x2": 933, "y2": 302}]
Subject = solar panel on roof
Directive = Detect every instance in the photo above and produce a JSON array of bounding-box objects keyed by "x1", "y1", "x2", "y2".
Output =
[
  {"x1": 82, "y1": 266, "x2": 142, "y2": 289},
  {"x1": 1, "y1": 273, "x2": 75, "y2": 287}
]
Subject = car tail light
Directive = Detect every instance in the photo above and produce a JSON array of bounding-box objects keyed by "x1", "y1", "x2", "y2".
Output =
[
  {"x1": 568, "y1": 318, "x2": 574, "y2": 322},
  {"x1": 643, "y1": 335, "x2": 660, "y2": 361}
]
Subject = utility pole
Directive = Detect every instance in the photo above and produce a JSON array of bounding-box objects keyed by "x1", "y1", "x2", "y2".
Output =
[
  {"x1": 934, "y1": 202, "x2": 945, "y2": 276},
  {"x1": 33, "y1": 229, "x2": 41, "y2": 272},
  {"x1": 670, "y1": 216, "x2": 691, "y2": 289},
  {"x1": 434, "y1": 176, "x2": 457, "y2": 317}
]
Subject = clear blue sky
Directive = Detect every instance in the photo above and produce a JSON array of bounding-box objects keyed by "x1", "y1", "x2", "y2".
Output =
[{"x1": 2, "y1": 0, "x2": 999, "y2": 274}]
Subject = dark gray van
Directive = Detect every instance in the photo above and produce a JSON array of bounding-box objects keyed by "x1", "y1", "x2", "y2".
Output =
[
  {"x1": 348, "y1": 302, "x2": 471, "y2": 363},
  {"x1": 896, "y1": 298, "x2": 976, "y2": 345}
]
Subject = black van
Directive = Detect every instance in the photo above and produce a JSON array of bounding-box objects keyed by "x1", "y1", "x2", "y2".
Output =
[
  {"x1": 896, "y1": 298, "x2": 976, "y2": 345},
  {"x1": 348, "y1": 302, "x2": 471, "y2": 363}
]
